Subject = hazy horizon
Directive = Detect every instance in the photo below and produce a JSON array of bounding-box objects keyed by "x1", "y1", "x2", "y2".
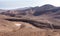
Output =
[{"x1": 0, "y1": 0, "x2": 60, "y2": 9}]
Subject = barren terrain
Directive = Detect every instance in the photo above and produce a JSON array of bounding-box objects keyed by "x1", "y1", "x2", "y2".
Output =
[{"x1": 0, "y1": 4, "x2": 60, "y2": 36}]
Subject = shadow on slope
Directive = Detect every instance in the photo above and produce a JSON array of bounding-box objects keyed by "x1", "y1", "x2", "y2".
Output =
[{"x1": 5, "y1": 18, "x2": 60, "y2": 29}]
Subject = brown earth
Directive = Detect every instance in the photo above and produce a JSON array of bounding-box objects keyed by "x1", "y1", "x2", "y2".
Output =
[
  {"x1": 0, "y1": 4, "x2": 60, "y2": 36},
  {"x1": 0, "y1": 15, "x2": 60, "y2": 36}
]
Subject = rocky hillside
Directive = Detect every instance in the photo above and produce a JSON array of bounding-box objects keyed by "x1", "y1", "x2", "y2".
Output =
[{"x1": 0, "y1": 4, "x2": 60, "y2": 36}]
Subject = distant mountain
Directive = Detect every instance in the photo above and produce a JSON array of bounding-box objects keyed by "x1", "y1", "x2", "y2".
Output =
[
  {"x1": 1, "y1": 4, "x2": 60, "y2": 19},
  {"x1": 40, "y1": 4, "x2": 55, "y2": 10},
  {"x1": 0, "y1": 9, "x2": 7, "y2": 13}
]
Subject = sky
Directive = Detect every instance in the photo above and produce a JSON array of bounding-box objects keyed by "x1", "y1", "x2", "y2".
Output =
[{"x1": 0, "y1": 0, "x2": 60, "y2": 9}]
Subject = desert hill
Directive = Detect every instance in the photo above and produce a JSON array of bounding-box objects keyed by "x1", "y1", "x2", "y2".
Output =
[{"x1": 0, "y1": 4, "x2": 60, "y2": 36}]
